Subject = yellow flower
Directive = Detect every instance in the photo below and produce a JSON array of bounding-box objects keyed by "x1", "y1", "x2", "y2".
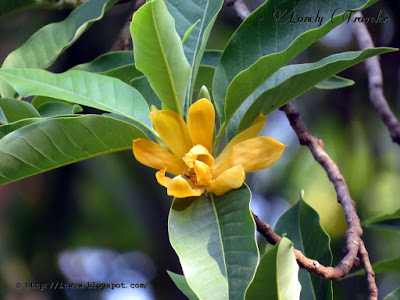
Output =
[{"x1": 132, "y1": 99, "x2": 285, "y2": 198}]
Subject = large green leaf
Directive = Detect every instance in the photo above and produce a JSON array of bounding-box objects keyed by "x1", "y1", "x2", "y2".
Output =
[
  {"x1": 0, "y1": 0, "x2": 119, "y2": 97},
  {"x1": 130, "y1": 0, "x2": 190, "y2": 115},
  {"x1": 384, "y1": 288, "x2": 400, "y2": 300},
  {"x1": 0, "y1": 118, "x2": 43, "y2": 139},
  {"x1": 362, "y1": 208, "x2": 400, "y2": 231},
  {"x1": 167, "y1": 271, "x2": 199, "y2": 300},
  {"x1": 164, "y1": 0, "x2": 223, "y2": 112},
  {"x1": 274, "y1": 198, "x2": 333, "y2": 300},
  {"x1": 0, "y1": 115, "x2": 147, "y2": 186},
  {"x1": 0, "y1": 69, "x2": 153, "y2": 133},
  {"x1": 0, "y1": 98, "x2": 40, "y2": 123},
  {"x1": 245, "y1": 237, "x2": 301, "y2": 300},
  {"x1": 233, "y1": 48, "x2": 396, "y2": 138},
  {"x1": 168, "y1": 185, "x2": 259, "y2": 300},
  {"x1": 347, "y1": 256, "x2": 400, "y2": 277},
  {"x1": 213, "y1": 0, "x2": 379, "y2": 125}
]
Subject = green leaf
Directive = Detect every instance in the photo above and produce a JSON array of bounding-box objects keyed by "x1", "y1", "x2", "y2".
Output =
[
  {"x1": 200, "y1": 50, "x2": 222, "y2": 68},
  {"x1": 315, "y1": 76, "x2": 354, "y2": 90},
  {"x1": 362, "y1": 208, "x2": 400, "y2": 231},
  {"x1": 130, "y1": 0, "x2": 191, "y2": 115},
  {"x1": 213, "y1": 0, "x2": 379, "y2": 125},
  {"x1": 129, "y1": 76, "x2": 161, "y2": 108},
  {"x1": 347, "y1": 256, "x2": 400, "y2": 277},
  {"x1": 0, "y1": 114, "x2": 147, "y2": 186},
  {"x1": 245, "y1": 237, "x2": 301, "y2": 300},
  {"x1": 194, "y1": 66, "x2": 215, "y2": 92},
  {"x1": 384, "y1": 288, "x2": 400, "y2": 300},
  {"x1": 0, "y1": 69, "x2": 153, "y2": 133},
  {"x1": 0, "y1": 118, "x2": 43, "y2": 139},
  {"x1": 235, "y1": 48, "x2": 396, "y2": 137},
  {"x1": 164, "y1": 0, "x2": 223, "y2": 112},
  {"x1": 37, "y1": 102, "x2": 83, "y2": 118},
  {"x1": 168, "y1": 185, "x2": 259, "y2": 300},
  {"x1": 0, "y1": 0, "x2": 119, "y2": 97},
  {"x1": 182, "y1": 20, "x2": 200, "y2": 44},
  {"x1": 73, "y1": 51, "x2": 135, "y2": 73},
  {"x1": 274, "y1": 198, "x2": 333, "y2": 300},
  {"x1": 0, "y1": 98, "x2": 41, "y2": 123},
  {"x1": 167, "y1": 271, "x2": 199, "y2": 300}
]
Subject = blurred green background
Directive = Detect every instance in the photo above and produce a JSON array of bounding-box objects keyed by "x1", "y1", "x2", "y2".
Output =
[{"x1": 0, "y1": 0, "x2": 399, "y2": 299}]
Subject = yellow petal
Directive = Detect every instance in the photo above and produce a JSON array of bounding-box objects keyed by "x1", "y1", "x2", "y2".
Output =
[
  {"x1": 215, "y1": 113, "x2": 266, "y2": 166},
  {"x1": 193, "y1": 160, "x2": 212, "y2": 186},
  {"x1": 207, "y1": 165, "x2": 245, "y2": 196},
  {"x1": 132, "y1": 139, "x2": 187, "y2": 175},
  {"x1": 212, "y1": 136, "x2": 285, "y2": 178},
  {"x1": 150, "y1": 110, "x2": 192, "y2": 159},
  {"x1": 188, "y1": 99, "x2": 215, "y2": 153},
  {"x1": 167, "y1": 175, "x2": 205, "y2": 198},
  {"x1": 182, "y1": 144, "x2": 215, "y2": 168},
  {"x1": 156, "y1": 168, "x2": 172, "y2": 187}
]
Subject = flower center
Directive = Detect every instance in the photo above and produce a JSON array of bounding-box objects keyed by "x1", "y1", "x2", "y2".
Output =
[{"x1": 182, "y1": 168, "x2": 198, "y2": 185}]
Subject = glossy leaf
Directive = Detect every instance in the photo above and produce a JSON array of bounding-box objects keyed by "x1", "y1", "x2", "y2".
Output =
[
  {"x1": 383, "y1": 288, "x2": 400, "y2": 300},
  {"x1": 167, "y1": 271, "x2": 199, "y2": 300},
  {"x1": 168, "y1": 185, "x2": 259, "y2": 300},
  {"x1": 0, "y1": 98, "x2": 40, "y2": 123},
  {"x1": 165, "y1": 0, "x2": 223, "y2": 111},
  {"x1": 234, "y1": 48, "x2": 396, "y2": 137},
  {"x1": 347, "y1": 256, "x2": 400, "y2": 277},
  {"x1": 245, "y1": 237, "x2": 301, "y2": 300},
  {"x1": 194, "y1": 66, "x2": 215, "y2": 92},
  {"x1": 130, "y1": 0, "x2": 191, "y2": 115},
  {"x1": 274, "y1": 198, "x2": 333, "y2": 300},
  {"x1": 315, "y1": 76, "x2": 354, "y2": 90},
  {"x1": 0, "y1": 0, "x2": 119, "y2": 97},
  {"x1": 0, "y1": 115, "x2": 147, "y2": 186},
  {"x1": 0, "y1": 69, "x2": 153, "y2": 132},
  {"x1": 362, "y1": 208, "x2": 400, "y2": 231},
  {"x1": 213, "y1": 0, "x2": 379, "y2": 125}
]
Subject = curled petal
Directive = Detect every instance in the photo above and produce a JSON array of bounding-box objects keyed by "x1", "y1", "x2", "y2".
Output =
[
  {"x1": 156, "y1": 168, "x2": 172, "y2": 187},
  {"x1": 133, "y1": 139, "x2": 187, "y2": 175},
  {"x1": 215, "y1": 113, "x2": 266, "y2": 166},
  {"x1": 188, "y1": 99, "x2": 215, "y2": 153},
  {"x1": 212, "y1": 136, "x2": 286, "y2": 178},
  {"x1": 193, "y1": 160, "x2": 212, "y2": 186},
  {"x1": 167, "y1": 176, "x2": 205, "y2": 198},
  {"x1": 150, "y1": 110, "x2": 192, "y2": 159},
  {"x1": 183, "y1": 144, "x2": 214, "y2": 168},
  {"x1": 207, "y1": 165, "x2": 245, "y2": 196}
]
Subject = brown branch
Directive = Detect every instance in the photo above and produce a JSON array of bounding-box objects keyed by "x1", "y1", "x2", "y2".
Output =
[
  {"x1": 110, "y1": 0, "x2": 145, "y2": 51},
  {"x1": 359, "y1": 240, "x2": 378, "y2": 300},
  {"x1": 227, "y1": 0, "x2": 377, "y2": 294},
  {"x1": 352, "y1": 12, "x2": 400, "y2": 146}
]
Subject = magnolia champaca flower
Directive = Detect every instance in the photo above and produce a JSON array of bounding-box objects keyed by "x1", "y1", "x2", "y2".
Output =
[{"x1": 132, "y1": 99, "x2": 285, "y2": 198}]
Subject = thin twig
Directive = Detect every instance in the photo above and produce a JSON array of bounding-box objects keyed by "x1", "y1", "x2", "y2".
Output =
[
  {"x1": 110, "y1": 0, "x2": 145, "y2": 51},
  {"x1": 352, "y1": 12, "x2": 400, "y2": 146},
  {"x1": 227, "y1": 0, "x2": 377, "y2": 293},
  {"x1": 359, "y1": 240, "x2": 378, "y2": 300}
]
